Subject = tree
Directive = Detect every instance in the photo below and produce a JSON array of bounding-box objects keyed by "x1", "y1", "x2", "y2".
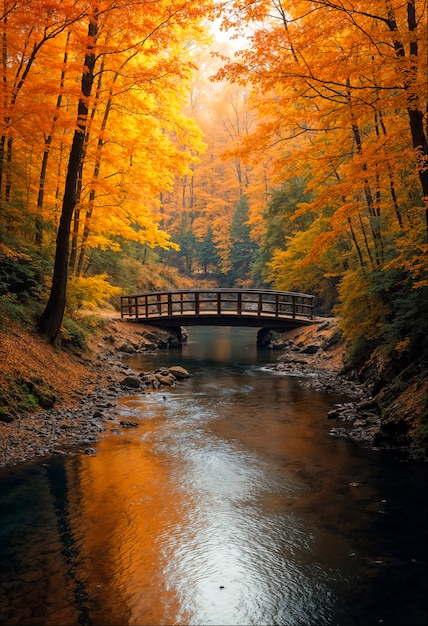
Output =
[
  {"x1": 161, "y1": 53, "x2": 271, "y2": 280},
  {"x1": 36, "y1": 0, "x2": 213, "y2": 342},
  {"x1": 227, "y1": 195, "x2": 258, "y2": 285},
  {"x1": 0, "y1": 0, "x2": 86, "y2": 240},
  {"x1": 37, "y1": 10, "x2": 98, "y2": 342},
  {"x1": 212, "y1": 0, "x2": 427, "y2": 350},
  {"x1": 196, "y1": 225, "x2": 220, "y2": 274}
]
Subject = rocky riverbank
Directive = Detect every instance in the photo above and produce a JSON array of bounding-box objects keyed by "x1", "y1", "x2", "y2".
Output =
[
  {"x1": 257, "y1": 319, "x2": 426, "y2": 460},
  {"x1": 0, "y1": 314, "x2": 425, "y2": 468},
  {"x1": 0, "y1": 317, "x2": 190, "y2": 468}
]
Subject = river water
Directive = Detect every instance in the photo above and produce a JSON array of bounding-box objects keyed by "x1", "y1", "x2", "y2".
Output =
[{"x1": 0, "y1": 327, "x2": 426, "y2": 626}]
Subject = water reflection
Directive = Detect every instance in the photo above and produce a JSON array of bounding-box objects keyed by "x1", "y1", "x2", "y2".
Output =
[
  {"x1": 51, "y1": 403, "x2": 356, "y2": 626},
  {"x1": 66, "y1": 426, "x2": 187, "y2": 625},
  {"x1": 0, "y1": 327, "x2": 426, "y2": 626}
]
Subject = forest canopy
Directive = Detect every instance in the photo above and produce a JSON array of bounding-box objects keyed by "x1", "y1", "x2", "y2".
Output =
[{"x1": 0, "y1": 0, "x2": 426, "y2": 379}]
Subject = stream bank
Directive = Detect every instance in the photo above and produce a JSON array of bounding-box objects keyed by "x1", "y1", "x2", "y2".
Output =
[
  {"x1": 0, "y1": 314, "x2": 425, "y2": 468},
  {"x1": 0, "y1": 318, "x2": 182, "y2": 467}
]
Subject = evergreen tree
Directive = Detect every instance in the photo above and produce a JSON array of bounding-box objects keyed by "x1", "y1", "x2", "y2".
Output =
[
  {"x1": 227, "y1": 196, "x2": 258, "y2": 285},
  {"x1": 176, "y1": 228, "x2": 198, "y2": 275},
  {"x1": 196, "y1": 226, "x2": 220, "y2": 275}
]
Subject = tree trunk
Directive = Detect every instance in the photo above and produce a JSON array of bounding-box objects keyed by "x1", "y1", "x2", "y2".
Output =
[
  {"x1": 37, "y1": 15, "x2": 98, "y2": 344},
  {"x1": 36, "y1": 32, "x2": 70, "y2": 247},
  {"x1": 386, "y1": 1, "x2": 428, "y2": 219}
]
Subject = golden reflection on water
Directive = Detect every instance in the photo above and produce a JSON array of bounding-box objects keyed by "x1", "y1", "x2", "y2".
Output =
[
  {"x1": 51, "y1": 326, "x2": 370, "y2": 625},
  {"x1": 67, "y1": 406, "x2": 190, "y2": 626},
  {"x1": 60, "y1": 381, "x2": 355, "y2": 626}
]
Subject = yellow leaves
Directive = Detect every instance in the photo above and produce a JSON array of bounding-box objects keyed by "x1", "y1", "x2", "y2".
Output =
[
  {"x1": 212, "y1": 0, "x2": 427, "y2": 218},
  {"x1": 66, "y1": 274, "x2": 122, "y2": 315},
  {"x1": 0, "y1": 0, "x2": 215, "y2": 282},
  {"x1": 384, "y1": 230, "x2": 428, "y2": 288},
  {"x1": 0, "y1": 243, "x2": 32, "y2": 262},
  {"x1": 304, "y1": 231, "x2": 338, "y2": 265},
  {"x1": 337, "y1": 270, "x2": 389, "y2": 343},
  {"x1": 269, "y1": 226, "x2": 322, "y2": 289}
]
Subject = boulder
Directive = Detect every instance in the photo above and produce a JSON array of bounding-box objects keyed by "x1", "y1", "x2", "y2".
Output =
[
  {"x1": 156, "y1": 374, "x2": 176, "y2": 386},
  {"x1": 137, "y1": 366, "x2": 190, "y2": 389},
  {"x1": 38, "y1": 392, "x2": 56, "y2": 409},
  {"x1": 120, "y1": 376, "x2": 141, "y2": 388},
  {"x1": 118, "y1": 342, "x2": 135, "y2": 353},
  {"x1": 0, "y1": 412, "x2": 14, "y2": 423},
  {"x1": 300, "y1": 343, "x2": 321, "y2": 354},
  {"x1": 168, "y1": 366, "x2": 190, "y2": 380}
]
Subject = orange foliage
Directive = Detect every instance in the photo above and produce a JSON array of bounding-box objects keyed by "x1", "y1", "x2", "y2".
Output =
[{"x1": 0, "y1": 0, "x2": 214, "y2": 268}]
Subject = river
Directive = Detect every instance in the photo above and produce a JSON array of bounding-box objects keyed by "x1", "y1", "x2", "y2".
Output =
[{"x1": 0, "y1": 327, "x2": 426, "y2": 626}]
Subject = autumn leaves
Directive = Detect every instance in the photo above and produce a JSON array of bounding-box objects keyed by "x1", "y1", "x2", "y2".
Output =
[
  {"x1": 0, "y1": 0, "x2": 212, "y2": 340},
  {"x1": 1, "y1": 1, "x2": 426, "y2": 357},
  {"x1": 209, "y1": 1, "x2": 427, "y2": 351}
]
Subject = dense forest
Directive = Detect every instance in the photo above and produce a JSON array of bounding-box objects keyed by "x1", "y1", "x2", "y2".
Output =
[{"x1": 0, "y1": 1, "x2": 426, "y2": 446}]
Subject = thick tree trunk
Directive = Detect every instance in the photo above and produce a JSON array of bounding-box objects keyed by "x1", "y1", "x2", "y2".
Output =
[{"x1": 37, "y1": 16, "x2": 97, "y2": 344}]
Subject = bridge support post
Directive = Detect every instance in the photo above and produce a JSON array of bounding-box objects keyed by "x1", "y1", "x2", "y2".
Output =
[
  {"x1": 256, "y1": 327, "x2": 289, "y2": 349},
  {"x1": 161, "y1": 325, "x2": 186, "y2": 344}
]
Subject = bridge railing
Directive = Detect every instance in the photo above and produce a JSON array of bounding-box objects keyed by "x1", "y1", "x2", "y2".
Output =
[{"x1": 120, "y1": 289, "x2": 315, "y2": 322}]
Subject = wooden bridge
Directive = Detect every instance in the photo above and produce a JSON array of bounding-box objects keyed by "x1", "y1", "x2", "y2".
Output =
[{"x1": 120, "y1": 288, "x2": 315, "y2": 330}]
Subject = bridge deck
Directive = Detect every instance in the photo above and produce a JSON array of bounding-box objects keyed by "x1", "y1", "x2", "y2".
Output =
[{"x1": 120, "y1": 289, "x2": 315, "y2": 330}]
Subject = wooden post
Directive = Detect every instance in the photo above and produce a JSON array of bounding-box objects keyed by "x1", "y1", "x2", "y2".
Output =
[
  {"x1": 195, "y1": 291, "x2": 200, "y2": 315},
  {"x1": 237, "y1": 292, "x2": 242, "y2": 315}
]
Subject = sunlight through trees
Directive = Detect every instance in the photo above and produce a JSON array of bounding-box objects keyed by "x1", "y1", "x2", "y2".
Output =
[{"x1": 0, "y1": 0, "x2": 426, "y2": 375}]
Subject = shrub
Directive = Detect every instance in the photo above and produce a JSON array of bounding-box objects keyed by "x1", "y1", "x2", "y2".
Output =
[
  {"x1": 60, "y1": 316, "x2": 88, "y2": 351},
  {"x1": 66, "y1": 273, "x2": 122, "y2": 317},
  {"x1": 0, "y1": 244, "x2": 47, "y2": 302}
]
